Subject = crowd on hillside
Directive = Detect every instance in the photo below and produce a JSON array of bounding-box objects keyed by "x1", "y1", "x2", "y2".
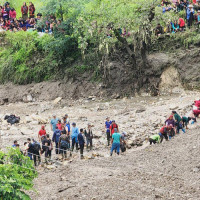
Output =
[
  {"x1": 156, "y1": 0, "x2": 200, "y2": 36},
  {"x1": 10, "y1": 99, "x2": 200, "y2": 167},
  {"x1": 0, "y1": 1, "x2": 60, "y2": 33}
]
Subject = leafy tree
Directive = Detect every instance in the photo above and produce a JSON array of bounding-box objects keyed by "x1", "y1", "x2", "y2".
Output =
[{"x1": 0, "y1": 148, "x2": 37, "y2": 200}]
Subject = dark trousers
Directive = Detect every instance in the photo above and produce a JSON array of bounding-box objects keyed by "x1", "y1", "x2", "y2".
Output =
[
  {"x1": 44, "y1": 148, "x2": 51, "y2": 158},
  {"x1": 86, "y1": 138, "x2": 92, "y2": 150},
  {"x1": 60, "y1": 146, "x2": 67, "y2": 155},
  {"x1": 149, "y1": 138, "x2": 156, "y2": 145},
  {"x1": 107, "y1": 131, "x2": 111, "y2": 146},
  {"x1": 80, "y1": 144, "x2": 84, "y2": 156},
  {"x1": 72, "y1": 138, "x2": 78, "y2": 151},
  {"x1": 169, "y1": 129, "x2": 175, "y2": 137},
  {"x1": 55, "y1": 142, "x2": 59, "y2": 154},
  {"x1": 176, "y1": 122, "x2": 182, "y2": 133},
  {"x1": 160, "y1": 133, "x2": 168, "y2": 143},
  {"x1": 33, "y1": 151, "x2": 41, "y2": 166}
]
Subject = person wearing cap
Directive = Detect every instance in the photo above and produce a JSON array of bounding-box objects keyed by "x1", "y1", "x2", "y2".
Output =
[
  {"x1": 38, "y1": 125, "x2": 47, "y2": 141},
  {"x1": 187, "y1": 4, "x2": 194, "y2": 28},
  {"x1": 105, "y1": 117, "x2": 112, "y2": 146},
  {"x1": 110, "y1": 120, "x2": 119, "y2": 137},
  {"x1": 71, "y1": 122, "x2": 79, "y2": 152},
  {"x1": 84, "y1": 123, "x2": 93, "y2": 151},
  {"x1": 110, "y1": 128, "x2": 121, "y2": 156},
  {"x1": 50, "y1": 114, "x2": 58, "y2": 132},
  {"x1": 149, "y1": 134, "x2": 160, "y2": 145}
]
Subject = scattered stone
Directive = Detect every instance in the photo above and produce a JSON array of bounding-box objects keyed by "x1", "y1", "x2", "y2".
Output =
[
  {"x1": 135, "y1": 107, "x2": 146, "y2": 113},
  {"x1": 53, "y1": 97, "x2": 62, "y2": 104}
]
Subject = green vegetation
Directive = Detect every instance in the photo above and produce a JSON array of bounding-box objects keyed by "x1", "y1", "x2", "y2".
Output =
[
  {"x1": 0, "y1": 0, "x2": 199, "y2": 84},
  {"x1": 0, "y1": 148, "x2": 37, "y2": 200}
]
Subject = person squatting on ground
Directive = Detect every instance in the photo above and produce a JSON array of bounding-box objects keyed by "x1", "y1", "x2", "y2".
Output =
[
  {"x1": 149, "y1": 134, "x2": 160, "y2": 145},
  {"x1": 110, "y1": 128, "x2": 121, "y2": 156}
]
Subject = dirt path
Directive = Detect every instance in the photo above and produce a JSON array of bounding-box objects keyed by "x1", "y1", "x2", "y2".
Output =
[{"x1": 30, "y1": 127, "x2": 200, "y2": 200}]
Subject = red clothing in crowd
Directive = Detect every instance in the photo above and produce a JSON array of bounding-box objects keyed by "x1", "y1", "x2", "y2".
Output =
[
  {"x1": 39, "y1": 129, "x2": 46, "y2": 136},
  {"x1": 9, "y1": 10, "x2": 16, "y2": 19},
  {"x1": 110, "y1": 123, "x2": 118, "y2": 135},
  {"x1": 56, "y1": 123, "x2": 62, "y2": 130},
  {"x1": 160, "y1": 126, "x2": 170, "y2": 134},
  {"x1": 21, "y1": 6, "x2": 28, "y2": 14},
  {"x1": 179, "y1": 18, "x2": 185, "y2": 28}
]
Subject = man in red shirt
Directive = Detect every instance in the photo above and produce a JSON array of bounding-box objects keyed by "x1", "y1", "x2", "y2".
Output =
[
  {"x1": 38, "y1": 125, "x2": 46, "y2": 141},
  {"x1": 110, "y1": 120, "x2": 119, "y2": 137}
]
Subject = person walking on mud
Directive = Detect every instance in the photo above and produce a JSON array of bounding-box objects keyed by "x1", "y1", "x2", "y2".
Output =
[
  {"x1": 78, "y1": 129, "x2": 85, "y2": 159},
  {"x1": 110, "y1": 128, "x2": 121, "y2": 156},
  {"x1": 84, "y1": 123, "x2": 93, "y2": 151},
  {"x1": 105, "y1": 117, "x2": 112, "y2": 146}
]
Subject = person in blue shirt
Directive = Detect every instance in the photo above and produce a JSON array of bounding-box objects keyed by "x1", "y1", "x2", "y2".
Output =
[
  {"x1": 78, "y1": 129, "x2": 85, "y2": 159},
  {"x1": 71, "y1": 122, "x2": 79, "y2": 152},
  {"x1": 187, "y1": 5, "x2": 194, "y2": 28},
  {"x1": 50, "y1": 114, "x2": 58, "y2": 132},
  {"x1": 105, "y1": 117, "x2": 112, "y2": 146},
  {"x1": 110, "y1": 128, "x2": 121, "y2": 156},
  {"x1": 52, "y1": 126, "x2": 61, "y2": 154},
  {"x1": 12, "y1": 140, "x2": 18, "y2": 147}
]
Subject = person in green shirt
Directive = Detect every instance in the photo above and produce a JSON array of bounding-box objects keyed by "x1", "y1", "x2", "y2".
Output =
[
  {"x1": 110, "y1": 128, "x2": 121, "y2": 156},
  {"x1": 172, "y1": 111, "x2": 184, "y2": 133},
  {"x1": 182, "y1": 116, "x2": 191, "y2": 129},
  {"x1": 149, "y1": 134, "x2": 160, "y2": 145}
]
